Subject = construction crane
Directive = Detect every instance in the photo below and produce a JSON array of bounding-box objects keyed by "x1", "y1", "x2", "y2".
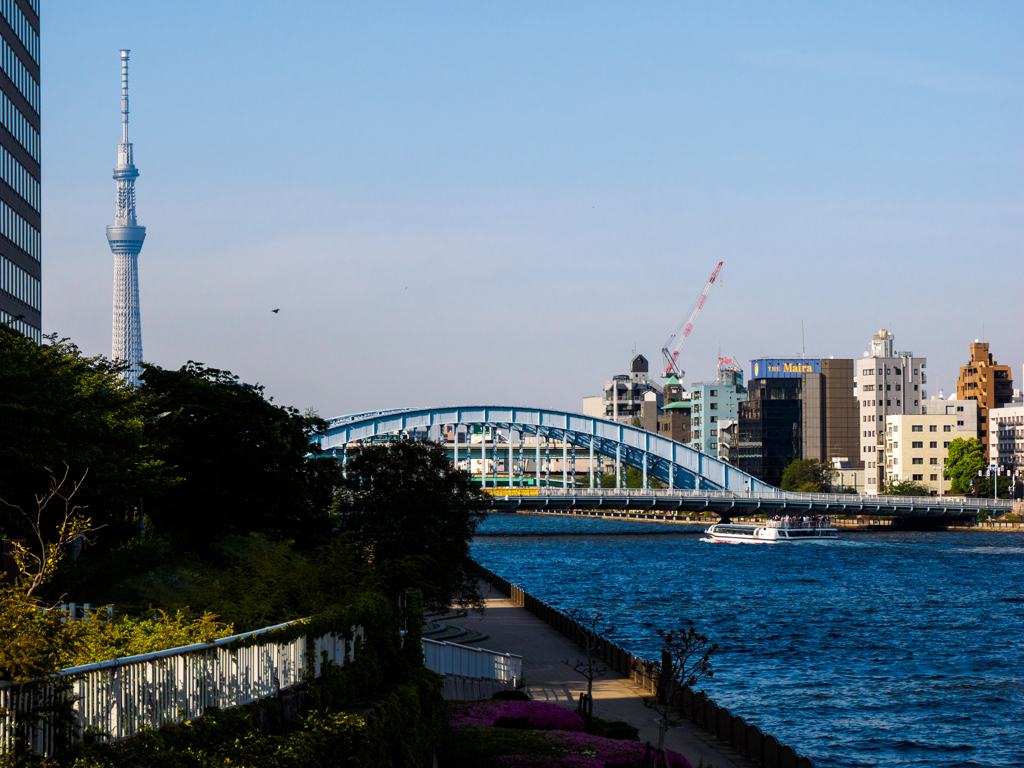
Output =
[{"x1": 660, "y1": 260, "x2": 724, "y2": 380}]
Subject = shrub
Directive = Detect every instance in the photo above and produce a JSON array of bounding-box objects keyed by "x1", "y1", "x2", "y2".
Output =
[
  {"x1": 450, "y1": 701, "x2": 585, "y2": 732},
  {"x1": 545, "y1": 731, "x2": 691, "y2": 768}
]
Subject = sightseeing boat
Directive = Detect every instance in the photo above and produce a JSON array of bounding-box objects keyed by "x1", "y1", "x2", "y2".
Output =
[{"x1": 705, "y1": 518, "x2": 839, "y2": 543}]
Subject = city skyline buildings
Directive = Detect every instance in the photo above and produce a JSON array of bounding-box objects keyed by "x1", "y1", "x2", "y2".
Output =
[
  {"x1": 105, "y1": 49, "x2": 146, "y2": 386},
  {"x1": 39, "y1": 4, "x2": 1024, "y2": 415},
  {"x1": 0, "y1": 0, "x2": 40, "y2": 343}
]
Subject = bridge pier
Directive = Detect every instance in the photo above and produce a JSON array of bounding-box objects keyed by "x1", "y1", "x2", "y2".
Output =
[
  {"x1": 589, "y1": 438, "x2": 595, "y2": 489},
  {"x1": 615, "y1": 444, "x2": 621, "y2": 489}
]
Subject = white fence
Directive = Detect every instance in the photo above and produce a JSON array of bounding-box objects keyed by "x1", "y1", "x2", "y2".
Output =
[
  {"x1": 422, "y1": 637, "x2": 522, "y2": 687},
  {"x1": 0, "y1": 619, "x2": 362, "y2": 757}
]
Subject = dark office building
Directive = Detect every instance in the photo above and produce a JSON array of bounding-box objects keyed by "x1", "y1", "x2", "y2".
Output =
[
  {"x1": 802, "y1": 358, "x2": 862, "y2": 468},
  {"x1": 737, "y1": 375, "x2": 803, "y2": 488},
  {"x1": 737, "y1": 358, "x2": 861, "y2": 488},
  {"x1": 0, "y1": 1, "x2": 41, "y2": 343}
]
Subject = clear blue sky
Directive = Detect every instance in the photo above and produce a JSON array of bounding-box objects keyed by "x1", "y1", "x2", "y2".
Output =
[{"x1": 43, "y1": 2, "x2": 1023, "y2": 416}]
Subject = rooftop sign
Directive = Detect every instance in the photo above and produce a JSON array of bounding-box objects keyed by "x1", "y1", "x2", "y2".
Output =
[{"x1": 750, "y1": 358, "x2": 821, "y2": 380}]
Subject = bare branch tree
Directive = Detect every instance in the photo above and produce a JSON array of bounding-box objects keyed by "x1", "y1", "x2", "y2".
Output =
[
  {"x1": 642, "y1": 626, "x2": 718, "y2": 754},
  {"x1": 0, "y1": 465, "x2": 103, "y2": 596},
  {"x1": 562, "y1": 608, "x2": 615, "y2": 717}
]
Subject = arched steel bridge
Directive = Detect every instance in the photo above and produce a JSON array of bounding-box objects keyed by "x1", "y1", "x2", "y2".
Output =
[
  {"x1": 319, "y1": 404, "x2": 775, "y2": 494},
  {"x1": 318, "y1": 405, "x2": 1010, "y2": 519}
]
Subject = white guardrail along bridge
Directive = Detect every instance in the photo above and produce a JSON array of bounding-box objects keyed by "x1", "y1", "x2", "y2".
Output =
[{"x1": 319, "y1": 406, "x2": 1009, "y2": 519}]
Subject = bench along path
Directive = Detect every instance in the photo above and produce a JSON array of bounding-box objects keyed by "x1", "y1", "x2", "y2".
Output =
[{"x1": 443, "y1": 585, "x2": 756, "y2": 768}]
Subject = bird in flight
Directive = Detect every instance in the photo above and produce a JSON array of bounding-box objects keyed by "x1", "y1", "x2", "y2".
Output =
[{"x1": 272, "y1": 309, "x2": 280, "y2": 313}]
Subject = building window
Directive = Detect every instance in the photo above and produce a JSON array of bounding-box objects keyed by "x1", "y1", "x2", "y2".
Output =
[
  {"x1": 710, "y1": 390, "x2": 718, "y2": 396},
  {"x1": 709, "y1": 416, "x2": 717, "y2": 423},
  {"x1": 710, "y1": 403, "x2": 718, "y2": 410},
  {"x1": 929, "y1": 458, "x2": 938, "y2": 465},
  {"x1": 944, "y1": 441, "x2": 950, "y2": 448},
  {"x1": 912, "y1": 441, "x2": 923, "y2": 448},
  {"x1": 895, "y1": 384, "x2": 902, "y2": 391},
  {"x1": 912, "y1": 425, "x2": 923, "y2": 432},
  {"x1": 887, "y1": 400, "x2": 891, "y2": 406},
  {"x1": 930, "y1": 474, "x2": 938, "y2": 481},
  {"x1": 957, "y1": 406, "x2": 963, "y2": 412},
  {"x1": 930, "y1": 441, "x2": 937, "y2": 448},
  {"x1": 929, "y1": 425, "x2": 937, "y2": 432},
  {"x1": 913, "y1": 474, "x2": 924, "y2": 481},
  {"x1": 710, "y1": 442, "x2": 717, "y2": 449},
  {"x1": 912, "y1": 458, "x2": 923, "y2": 465},
  {"x1": 914, "y1": 384, "x2": 919, "y2": 391},
  {"x1": 947, "y1": 425, "x2": 954, "y2": 431}
]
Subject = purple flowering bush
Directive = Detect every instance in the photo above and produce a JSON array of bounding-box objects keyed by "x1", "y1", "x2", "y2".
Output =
[
  {"x1": 450, "y1": 700, "x2": 586, "y2": 732},
  {"x1": 545, "y1": 731, "x2": 691, "y2": 768},
  {"x1": 443, "y1": 700, "x2": 692, "y2": 768}
]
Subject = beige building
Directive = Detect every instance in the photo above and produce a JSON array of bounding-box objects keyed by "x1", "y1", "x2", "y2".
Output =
[{"x1": 884, "y1": 413, "x2": 964, "y2": 494}]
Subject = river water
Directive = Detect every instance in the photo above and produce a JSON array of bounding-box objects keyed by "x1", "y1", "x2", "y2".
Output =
[{"x1": 472, "y1": 513, "x2": 1024, "y2": 768}]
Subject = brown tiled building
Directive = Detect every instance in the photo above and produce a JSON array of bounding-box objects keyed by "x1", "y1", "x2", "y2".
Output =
[
  {"x1": 803, "y1": 358, "x2": 863, "y2": 469},
  {"x1": 956, "y1": 342, "x2": 1013, "y2": 455}
]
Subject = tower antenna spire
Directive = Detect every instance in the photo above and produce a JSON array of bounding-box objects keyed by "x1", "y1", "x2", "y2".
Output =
[{"x1": 120, "y1": 49, "x2": 130, "y2": 143}]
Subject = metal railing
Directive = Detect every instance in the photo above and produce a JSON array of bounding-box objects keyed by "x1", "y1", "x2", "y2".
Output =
[
  {"x1": 0, "y1": 619, "x2": 362, "y2": 757},
  {"x1": 422, "y1": 637, "x2": 521, "y2": 687},
  {"x1": 507, "y1": 487, "x2": 1013, "y2": 509}
]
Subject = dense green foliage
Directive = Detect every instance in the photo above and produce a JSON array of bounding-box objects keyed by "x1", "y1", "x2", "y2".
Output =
[
  {"x1": 139, "y1": 362, "x2": 342, "y2": 550},
  {"x1": 334, "y1": 440, "x2": 488, "y2": 611},
  {"x1": 944, "y1": 437, "x2": 986, "y2": 494},
  {"x1": 0, "y1": 587, "x2": 232, "y2": 681},
  {"x1": 0, "y1": 328, "x2": 168, "y2": 550},
  {"x1": 780, "y1": 459, "x2": 836, "y2": 493},
  {"x1": 880, "y1": 479, "x2": 933, "y2": 496},
  {"x1": 0, "y1": 327, "x2": 473, "y2": 766}
]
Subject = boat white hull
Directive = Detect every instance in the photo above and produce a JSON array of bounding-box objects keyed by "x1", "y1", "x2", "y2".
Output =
[{"x1": 705, "y1": 524, "x2": 839, "y2": 543}]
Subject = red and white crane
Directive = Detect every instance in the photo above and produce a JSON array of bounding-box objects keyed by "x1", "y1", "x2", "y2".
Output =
[{"x1": 660, "y1": 260, "x2": 724, "y2": 380}]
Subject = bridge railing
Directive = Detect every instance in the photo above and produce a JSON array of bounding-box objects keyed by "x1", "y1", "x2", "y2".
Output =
[
  {"x1": 507, "y1": 487, "x2": 1013, "y2": 509},
  {"x1": 422, "y1": 637, "x2": 521, "y2": 687},
  {"x1": 0, "y1": 619, "x2": 361, "y2": 757}
]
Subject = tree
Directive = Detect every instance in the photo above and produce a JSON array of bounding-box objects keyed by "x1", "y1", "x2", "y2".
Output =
[
  {"x1": 562, "y1": 609, "x2": 615, "y2": 717},
  {"x1": 642, "y1": 626, "x2": 717, "y2": 755},
  {"x1": 0, "y1": 327, "x2": 167, "y2": 550},
  {"x1": 334, "y1": 440, "x2": 488, "y2": 611},
  {"x1": 0, "y1": 466, "x2": 102, "y2": 596},
  {"x1": 781, "y1": 459, "x2": 836, "y2": 493},
  {"x1": 140, "y1": 362, "x2": 343, "y2": 550},
  {"x1": 944, "y1": 438, "x2": 986, "y2": 494},
  {"x1": 880, "y1": 479, "x2": 932, "y2": 497}
]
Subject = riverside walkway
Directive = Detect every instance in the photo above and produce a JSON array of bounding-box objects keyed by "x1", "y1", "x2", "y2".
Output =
[{"x1": 444, "y1": 586, "x2": 757, "y2": 768}]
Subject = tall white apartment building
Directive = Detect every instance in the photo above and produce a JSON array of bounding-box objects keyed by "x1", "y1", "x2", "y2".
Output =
[
  {"x1": 989, "y1": 404, "x2": 1024, "y2": 473},
  {"x1": 854, "y1": 329, "x2": 927, "y2": 493}
]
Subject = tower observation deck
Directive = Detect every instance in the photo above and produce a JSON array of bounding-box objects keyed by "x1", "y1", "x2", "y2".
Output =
[{"x1": 106, "y1": 49, "x2": 146, "y2": 385}]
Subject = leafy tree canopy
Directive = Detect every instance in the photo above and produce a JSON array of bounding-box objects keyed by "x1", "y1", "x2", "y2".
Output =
[
  {"x1": 139, "y1": 361, "x2": 343, "y2": 551},
  {"x1": 880, "y1": 479, "x2": 932, "y2": 496},
  {"x1": 780, "y1": 459, "x2": 836, "y2": 493},
  {"x1": 0, "y1": 327, "x2": 168, "y2": 546},
  {"x1": 333, "y1": 440, "x2": 487, "y2": 611},
  {"x1": 943, "y1": 438, "x2": 986, "y2": 494}
]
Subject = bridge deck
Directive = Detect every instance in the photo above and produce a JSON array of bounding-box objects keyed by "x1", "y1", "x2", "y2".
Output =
[{"x1": 484, "y1": 489, "x2": 1009, "y2": 518}]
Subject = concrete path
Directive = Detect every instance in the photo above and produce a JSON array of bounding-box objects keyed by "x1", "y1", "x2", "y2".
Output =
[{"x1": 443, "y1": 586, "x2": 756, "y2": 768}]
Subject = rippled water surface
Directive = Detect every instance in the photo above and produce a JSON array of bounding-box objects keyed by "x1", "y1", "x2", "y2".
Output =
[{"x1": 473, "y1": 513, "x2": 1024, "y2": 768}]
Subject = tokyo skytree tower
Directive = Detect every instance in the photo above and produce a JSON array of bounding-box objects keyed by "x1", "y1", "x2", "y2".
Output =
[{"x1": 106, "y1": 49, "x2": 146, "y2": 386}]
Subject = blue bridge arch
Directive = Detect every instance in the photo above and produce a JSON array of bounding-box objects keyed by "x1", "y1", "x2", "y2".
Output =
[{"x1": 318, "y1": 405, "x2": 776, "y2": 495}]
